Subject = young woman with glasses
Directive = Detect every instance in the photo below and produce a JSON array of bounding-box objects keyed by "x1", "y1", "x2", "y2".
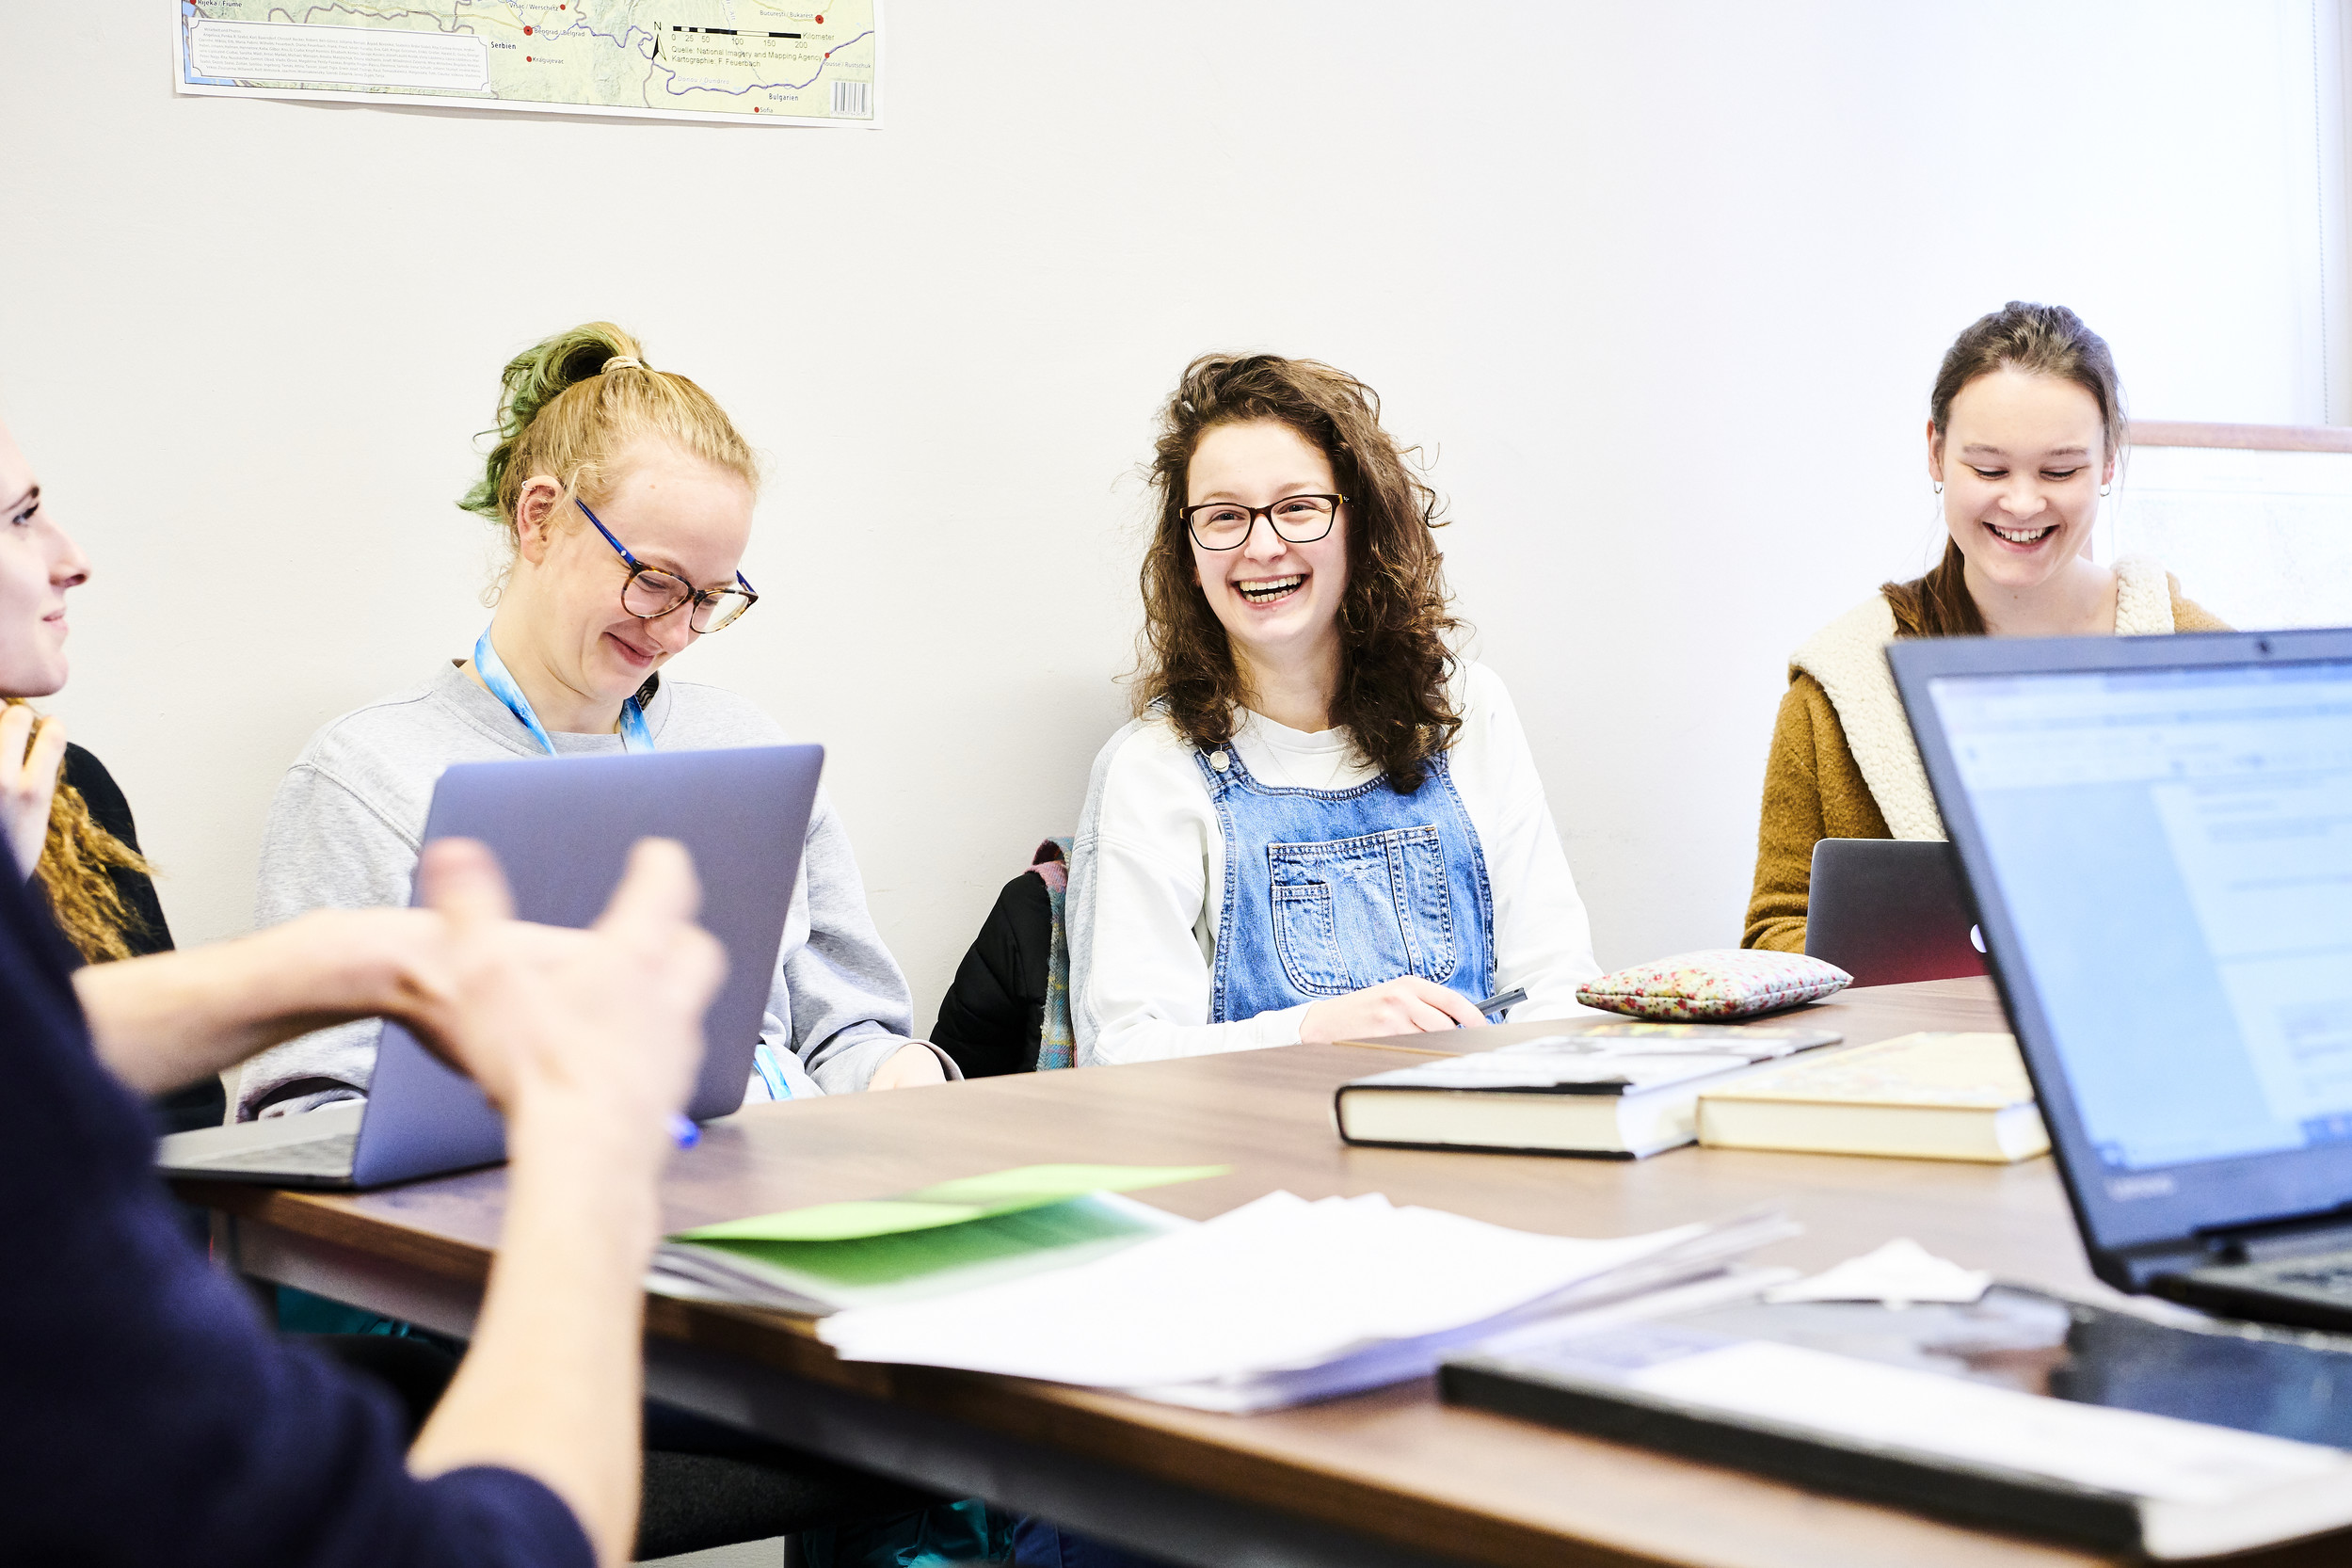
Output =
[
  {"x1": 1066, "y1": 352, "x2": 1602, "y2": 1068},
  {"x1": 235, "y1": 322, "x2": 952, "y2": 1120}
]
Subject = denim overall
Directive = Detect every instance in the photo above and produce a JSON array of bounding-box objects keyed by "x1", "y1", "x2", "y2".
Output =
[
  {"x1": 1000, "y1": 747, "x2": 1502, "y2": 1568},
  {"x1": 1197, "y1": 744, "x2": 1496, "y2": 1020}
]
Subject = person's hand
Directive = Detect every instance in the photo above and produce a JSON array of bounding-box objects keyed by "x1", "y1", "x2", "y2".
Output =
[
  {"x1": 867, "y1": 1041, "x2": 948, "y2": 1091},
  {"x1": 73, "y1": 840, "x2": 725, "y2": 1103},
  {"x1": 403, "y1": 839, "x2": 729, "y2": 1564},
  {"x1": 0, "y1": 704, "x2": 66, "y2": 879},
  {"x1": 410, "y1": 838, "x2": 725, "y2": 1158},
  {"x1": 1299, "y1": 976, "x2": 1489, "y2": 1045}
]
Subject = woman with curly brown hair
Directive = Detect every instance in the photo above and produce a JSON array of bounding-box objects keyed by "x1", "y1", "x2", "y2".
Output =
[{"x1": 1067, "y1": 353, "x2": 1599, "y2": 1066}]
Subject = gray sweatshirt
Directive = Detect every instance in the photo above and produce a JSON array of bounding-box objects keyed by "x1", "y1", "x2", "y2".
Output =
[{"x1": 232, "y1": 661, "x2": 936, "y2": 1120}]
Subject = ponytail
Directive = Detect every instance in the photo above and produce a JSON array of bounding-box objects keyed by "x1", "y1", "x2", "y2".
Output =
[
  {"x1": 1880, "y1": 539, "x2": 1985, "y2": 638},
  {"x1": 457, "y1": 323, "x2": 760, "y2": 585},
  {"x1": 459, "y1": 321, "x2": 648, "y2": 522}
]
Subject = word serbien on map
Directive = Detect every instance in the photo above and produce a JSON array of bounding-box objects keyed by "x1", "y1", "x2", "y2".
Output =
[{"x1": 177, "y1": 2, "x2": 878, "y2": 127}]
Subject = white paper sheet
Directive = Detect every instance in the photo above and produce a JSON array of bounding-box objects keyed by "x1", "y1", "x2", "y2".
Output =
[
  {"x1": 1763, "y1": 1238, "x2": 1992, "y2": 1307},
  {"x1": 818, "y1": 1191, "x2": 1734, "y2": 1389},
  {"x1": 1140, "y1": 1265, "x2": 1797, "y2": 1413}
]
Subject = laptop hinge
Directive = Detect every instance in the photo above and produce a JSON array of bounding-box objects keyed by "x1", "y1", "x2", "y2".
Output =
[
  {"x1": 2108, "y1": 1238, "x2": 2212, "y2": 1291},
  {"x1": 2193, "y1": 1208, "x2": 2352, "y2": 1266}
]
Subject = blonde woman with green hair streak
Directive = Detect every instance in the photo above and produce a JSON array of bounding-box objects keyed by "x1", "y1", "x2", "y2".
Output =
[{"x1": 236, "y1": 322, "x2": 953, "y2": 1122}]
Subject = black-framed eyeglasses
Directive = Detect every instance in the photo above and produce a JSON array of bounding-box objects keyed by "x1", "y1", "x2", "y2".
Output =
[
  {"x1": 576, "y1": 499, "x2": 760, "y2": 633},
  {"x1": 1180, "y1": 493, "x2": 1344, "y2": 551}
]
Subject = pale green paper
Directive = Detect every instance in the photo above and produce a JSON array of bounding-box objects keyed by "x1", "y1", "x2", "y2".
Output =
[
  {"x1": 672, "y1": 1163, "x2": 1230, "y2": 1243},
  {"x1": 658, "y1": 1195, "x2": 1191, "y2": 1314}
]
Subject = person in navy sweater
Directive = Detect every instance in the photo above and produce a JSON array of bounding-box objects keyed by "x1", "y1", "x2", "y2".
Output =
[{"x1": 0, "y1": 418, "x2": 724, "y2": 1565}]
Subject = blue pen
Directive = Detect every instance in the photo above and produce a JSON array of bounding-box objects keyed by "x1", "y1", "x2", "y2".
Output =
[{"x1": 669, "y1": 1113, "x2": 700, "y2": 1150}]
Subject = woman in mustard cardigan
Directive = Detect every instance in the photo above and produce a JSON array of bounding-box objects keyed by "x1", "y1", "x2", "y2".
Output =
[{"x1": 1745, "y1": 302, "x2": 2227, "y2": 952}]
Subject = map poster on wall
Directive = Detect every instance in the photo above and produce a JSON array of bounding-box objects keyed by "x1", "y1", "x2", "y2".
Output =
[{"x1": 175, "y1": 2, "x2": 879, "y2": 128}]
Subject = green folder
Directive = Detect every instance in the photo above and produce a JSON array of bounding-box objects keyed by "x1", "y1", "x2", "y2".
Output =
[
  {"x1": 658, "y1": 1195, "x2": 1189, "y2": 1314},
  {"x1": 671, "y1": 1162, "x2": 1230, "y2": 1243}
]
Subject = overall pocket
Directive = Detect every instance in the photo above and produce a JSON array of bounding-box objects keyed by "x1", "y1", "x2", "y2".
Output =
[{"x1": 1267, "y1": 825, "x2": 1459, "y2": 998}]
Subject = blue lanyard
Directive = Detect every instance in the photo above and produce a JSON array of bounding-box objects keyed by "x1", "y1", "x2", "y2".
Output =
[
  {"x1": 469, "y1": 626, "x2": 791, "y2": 1098},
  {"x1": 472, "y1": 626, "x2": 654, "y2": 755}
]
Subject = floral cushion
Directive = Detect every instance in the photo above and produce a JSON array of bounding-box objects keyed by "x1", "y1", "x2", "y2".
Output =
[{"x1": 1576, "y1": 949, "x2": 1851, "y2": 1020}]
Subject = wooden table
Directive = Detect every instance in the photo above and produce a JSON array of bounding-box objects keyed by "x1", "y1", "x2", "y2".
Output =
[{"x1": 180, "y1": 980, "x2": 2344, "y2": 1568}]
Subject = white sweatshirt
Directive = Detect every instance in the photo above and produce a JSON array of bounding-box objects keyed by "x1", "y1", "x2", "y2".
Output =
[
  {"x1": 1070, "y1": 662, "x2": 1601, "y2": 1065},
  {"x1": 234, "y1": 663, "x2": 944, "y2": 1119}
]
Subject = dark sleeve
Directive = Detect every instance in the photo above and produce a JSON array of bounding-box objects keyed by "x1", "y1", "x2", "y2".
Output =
[
  {"x1": 59, "y1": 744, "x2": 219, "y2": 1131},
  {"x1": 928, "y1": 872, "x2": 1051, "y2": 1078},
  {"x1": 0, "y1": 872, "x2": 593, "y2": 1568},
  {"x1": 60, "y1": 743, "x2": 173, "y2": 955}
]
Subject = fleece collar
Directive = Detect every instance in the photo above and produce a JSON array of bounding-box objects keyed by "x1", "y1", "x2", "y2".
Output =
[{"x1": 1792, "y1": 556, "x2": 2177, "y2": 841}]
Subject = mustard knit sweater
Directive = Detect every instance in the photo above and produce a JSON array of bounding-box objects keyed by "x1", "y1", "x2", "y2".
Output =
[{"x1": 1743, "y1": 558, "x2": 2229, "y2": 953}]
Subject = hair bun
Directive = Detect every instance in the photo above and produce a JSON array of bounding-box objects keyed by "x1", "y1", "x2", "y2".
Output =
[{"x1": 459, "y1": 321, "x2": 648, "y2": 521}]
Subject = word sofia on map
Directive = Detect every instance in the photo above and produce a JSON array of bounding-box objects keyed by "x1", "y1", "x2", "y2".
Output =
[{"x1": 175, "y1": 1, "x2": 879, "y2": 128}]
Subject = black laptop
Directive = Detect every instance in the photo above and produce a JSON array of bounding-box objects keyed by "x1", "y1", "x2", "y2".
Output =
[
  {"x1": 1891, "y1": 628, "x2": 2352, "y2": 1331},
  {"x1": 1804, "y1": 838, "x2": 1989, "y2": 987}
]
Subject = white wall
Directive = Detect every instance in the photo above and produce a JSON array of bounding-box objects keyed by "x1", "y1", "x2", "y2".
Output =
[{"x1": 2, "y1": 2, "x2": 2340, "y2": 1030}]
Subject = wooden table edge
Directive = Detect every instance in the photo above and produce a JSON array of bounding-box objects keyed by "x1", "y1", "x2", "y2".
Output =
[{"x1": 185, "y1": 1176, "x2": 2108, "y2": 1568}]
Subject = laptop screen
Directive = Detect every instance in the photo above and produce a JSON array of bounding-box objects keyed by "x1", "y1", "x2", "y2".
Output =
[{"x1": 1926, "y1": 660, "x2": 2352, "y2": 1183}]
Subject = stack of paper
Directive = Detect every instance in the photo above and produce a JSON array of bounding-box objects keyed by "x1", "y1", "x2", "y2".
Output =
[
  {"x1": 649, "y1": 1164, "x2": 1223, "y2": 1316},
  {"x1": 652, "y1": 1193, "x2": 1192, "y2": 1315},
  {"x1": 816, "y1": 1192, "x2": 1796, "y2": 1411}
]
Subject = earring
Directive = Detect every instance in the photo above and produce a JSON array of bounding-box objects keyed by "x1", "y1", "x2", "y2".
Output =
[
  {"x1": 1932, "y1": 481, "x2": 1944, "y2": 495},
  {"x1": 2099, "y1": 484, "x2": 2112, "y2": 496}
]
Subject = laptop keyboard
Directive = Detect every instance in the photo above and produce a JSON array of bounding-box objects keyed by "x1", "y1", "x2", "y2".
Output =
[{"x1": 184, "y1": 1130, "x2": 359, "y2": 1176}]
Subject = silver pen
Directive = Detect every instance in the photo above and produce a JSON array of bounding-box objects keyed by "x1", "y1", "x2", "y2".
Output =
[{"x1": 1473, "y1": 985, "x2": 1527, "y2": 1016}]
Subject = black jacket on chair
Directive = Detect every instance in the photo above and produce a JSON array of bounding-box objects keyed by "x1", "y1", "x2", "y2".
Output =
[{"x1": 929, "y1": 869, "x2": 1053, "y2": 1078}]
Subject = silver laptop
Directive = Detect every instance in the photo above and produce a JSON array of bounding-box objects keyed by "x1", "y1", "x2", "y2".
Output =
[
  {"x1": 158, "y1": 744, "x2": 824, "y2": 1190},
  {"x1": 1804, "y1": 838, "x2": 1988, "y2": 987}
]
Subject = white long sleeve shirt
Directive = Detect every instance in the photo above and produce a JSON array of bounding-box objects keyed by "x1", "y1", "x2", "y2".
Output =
[{"x1": 1069, "y1": 662, "x2": 1601, "y2": 1065}]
